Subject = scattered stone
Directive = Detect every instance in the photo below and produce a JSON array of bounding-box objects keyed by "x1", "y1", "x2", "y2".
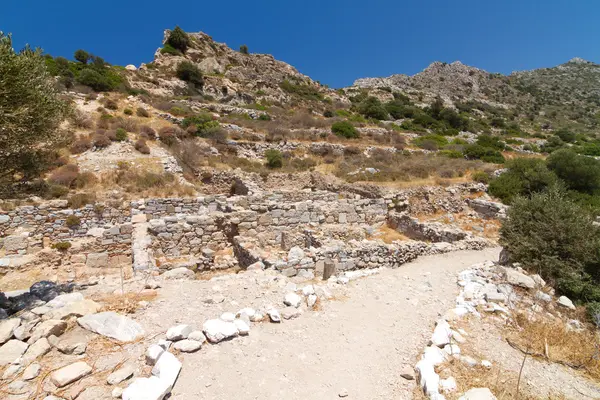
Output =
[
  {"x1": 46, "y1": 300, "x2": 102, "y2": 320},
  {"x1": 123, "y1": 377, "x2": 170, "y2": 400},
  {"x1": 78, "y1": 312, "x2": 144, "y2": 342},
  {"x1": 247, "y1": 261, "x2": 265, "y2": 271},
  {"x1": 86, "y1": 252, "x2": 109, "y2": 268},
  {"x1": 283, "y1": 292, "x2": 302, "y2": 308},
  {"x1": 338, "y1": 389, "x2": 348, "y2": 397},
  {"x1": 163, "y1": 267, "x2": 195, "y2": 280},
  {"x1": 531, "y1": 274, "x2": 546, "y2": 287},
  {"x1": 46, "y1": 292, "x2": 84, "y2": 309},
  {"x1": 7, "y1": 379, "x2": 29, "y2": 395},
  {"x1": 220, "y1": 312, "x2": 236, "y2": 322},
  {"x1": 22, "y1": 363, "x2": 41, "y2": 380},
  {"x1": 307, "y1": 294, "x2": 318, "y2": 308},
  {"x1": 166, "y1": 324, "x2": 192, "y2": 341},
  {"x1": 440, "y1": 377, "x2": 457, "y2": 393},
  {"x1": 458, "y1": 387, "x2": 497, "y2": 400},
  {"x1": 443, "y1": 344, "x2": 461, "y2": 356},
  {"x1": 0, "y1": 339, "x2": 28, "y2": 366},
  {"x1": 188, "y1": 331, "x2": 206, "y2": 343},
  {"x1": 422, "y1": 346, "x2": 446, "y2": 366},
  {"x1": 400, "y1": 365, "x2": 415, "y2": 380},
  {"x1": 535, "y1": 291, "x2": 552, "y2": 303},
  {"x1": 21, "y1": 337, "x2": 51, "y2": 364},
  {"x1": 431, "y1": 320, "x2": 452, "y2": 347},
  {"x1": 28, "y1": 319, "x2": 67, "y2": 343},
  {"x1": 203, "y1": 294, "x2": 225, "y2": 304},
  {"x1": 237, "y1": 308, "x2": 256, "y2": 321},
  {"x1": 302, "y1": 285, "x2": 315, "y2": 296},
  {"x1": 557, "y1": 296, "x2": 576, "y2": 310},
  {"x1": 151, "y1": 351, "x2": 181, "y2": 391},
  {"x1": 280, "y1": 306, "x2": 301, "y2": 320},
  {"x1": 51, "y1": 361, "x2": 92, "y2": 387},
  {"x1": 112, "y1": 386, "x2": 124, "y2": 398},
  {"x1": 3, "y1": 364, "x2": 23, "y2": 379},
  {"x1": 173, "y1": 339, "x2": 202, "y2": 352},
  {"x1": 459, "y1": 355, "x2": 478, "y2": 367},
  {"x1": 481, "y1": 360, "x2": 492, "y2": 368},
  {"x1": 504, "y1": 268, "x2": 535, "y2": 289},
  {"x1": 146, "y1": 344, "x2": 165, "y2": 365},
  {"x1": 267, "y1": 308, "x2": 281, "y2": 323},
  {"x1": 233, "y1": 319, "x2": 250, "y2": 335},
  {"x1": 50, "y1": 327, "x2": 92, "y2": 355},
  {"x1": 202, "y1": 319, "x2": 239, "y2": 343},
  {"x1": 0, "y1": 318, "x2": 20, "y2": 344},
  {"x1": 107, "y1": 363, "x2": 136, "y2": 385}
]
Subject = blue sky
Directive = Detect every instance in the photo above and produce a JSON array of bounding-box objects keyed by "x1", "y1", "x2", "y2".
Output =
[{"x1": 2, "y1": 1, "x2": 599, "y2": 88}]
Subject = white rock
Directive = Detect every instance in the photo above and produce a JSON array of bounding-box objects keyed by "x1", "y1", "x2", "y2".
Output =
[
  {"x1": 151, "y1": 351, "x2": 181, "y2": 391},
  {"x1": 281, "y1": 306, "x2": 301, "y2": 320},
  {"x1": 416, "y1": 359, "x2": 440, "y2": 396},
  {"x1": 287, "y1": 246, "x2": 305, "y2": 261},
  {"x1": 233, "y1": 319, "x2": 250, "y2": 335},
  {"x1": 0, "y1": 318, "x2": 20, "y2": 344},
  {"x1": 247, "y1": 261, "x2": 265, "y2": 271},
  {"x1": 166, "y1": 324, "x2": 192, "y2": 341},
  {"x1": 481, "y1": 360, "x2": 492, "y2": 368},
  {"x1": 46, "y1": 292, "x2": 84, "y2": 309},
  {"x1": 302, "y1": 285, "x2": 315, "y2": 296},
  {"x1": 202, "y1": 319, "x2": 239, "y2": 343},
  {"x1": 267, "y1": 308, "x2": 281, "y2": 323},
  {"x1": 440, "y1": 377, "x2": 457, "y2": 393},
  {"x1": 422, "y1": 346, "x2": 446, "y2": 366},
  {"x1": 28, "y1": 319, "x2": 67, "y2": 343},
  {"x1": 162, "y1": 267, "x2": 195, "y2": 280},
  {"x1": 451, "y1": 330, "x2": 466, "y2": 343},
  {"x1": 0, "y1": 339, "x2": 28, "y2": 366},
  {"x1": 50, "y1": 361, "x2": 92, "y2": 387},
  {"x1": 504, "y1": 268, "x2": 535, "y2": 289},
  {"x1": 112, "y1": 386, "x2": 124, "y2": 398},
  {"x1": 107, "y1": 363, "x2": 135, "y2": 385},
  {"x1": 146, "y1": 344, "x2": 165, "y2": 365},
  {"x1": 122, "y1": 376, "x2": 171, "y2": 400},
  {"x1": 307, "y1": 294, "x2": 318, "y2": 308},
  {"x1": 283, "y1": 292, "x2": 302, "y2": 308},
  {"x1": 557, "y1": 296, "x2": 576, "y2": 310},
  {"x1": 187, "y1": 331, "x2": 206, "y2": 343},
  {"x1": 458, "y1": 387, "x2": 497, "y2": 400},
  {"x1": 173, "y1": 339, "x2": 202, "y2": 353},
  {"x1": 431, "y1": 320, "x2": 452, "y2": 347},
  {"x1": 157, "y1": 340, "x2": 171, "y2": 351},
  {"x1": 78, "y1": 312, "x2": 144, "y2": 342},
  {"x1": 460, "y1": 355, "x2": 478, "y2": 367},
  {"x1": 443, "y1": 344, "x2": 461, "y2": 356},
  {"x1": 535, "y1": 291, "x2": 552, "y2": 303},
  {"x1": 220, "y1": 312, "x2": 236, "y2": 322},
  {"x1": 21, "y1": 337, "x2": 51, "y2": 364},
  {"x1": 237, "y1": 308, "x2": 256, "y2": 320}
]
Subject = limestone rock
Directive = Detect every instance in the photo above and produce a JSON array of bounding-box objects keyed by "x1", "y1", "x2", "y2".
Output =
[
  {"x1": 307, "y1": 294, "x2": 318, "y2": 308},
  {"x1": 267, "y1": 308, "x2": 281, "y2": 323},
  {"x1": 0, "y1": 318, "x2": 20, "y2": 344},
  {"x1": 166, "y1": 324, "x2": 192, "y2": 341},
  {"x1": 440, "y1": 377, "x2": 457, "y2": 393},
  {"x1": 78, "y1": 312, "x2": 144, "y2": 342},
  {"x1": 188, "y1": 331, "x2": 206, "y2": 343},
  {"x1": 458, "y1": 388, "x2": 497, "y2": 400},
  {"x1": 107, "y1": 363, "x2": 136, "y2": 385},
  {"x1": 22, "y1": 363, "x2": 41, "y2": 380},
  {"x1": 163, "y1": 267, "x2": 195, "y2": 280},
  {"x1": 280, "y1": 306, "x2": 301, "y2": 320},
  {"x1": 422, "y1": 346, "x2": 446, "y2": 366},
  {"x1": 28, "y1": 319, "x2": 67, "y2": 343},
  {"x1": 431, "y1": 320, "x2": 452, "y2": 347},
  {"x1": 283, "y1": 292, "x2": 302, "y2": 308},
  {"x1": 220, "y1": 312, "x2": 235, "y2": 322},
  {"x1": 21, "y1": 337, "x2": 51, "y2": 364},
  {"x1": 151, "y1": 351, "x2": 181, "y2": 391},
  {"x1": 123, "y1": 376, "x2": 171, "y2": 400},
  {"x1": 504, "y1": 269, "x2": 535, "y2": 289},
  {"x1": 173, "y1": 339, "x2": 202, "y2": 352},
  {"x1": 0, "y1": 339, "x2": 28, "y2": 366},
  {"x1": 233, "y1": 319, "x2": 250, "y2": 335},
  {"x1": 46, "y1": 300, "x2": 101, "y2": 320},
  {"x1": 46, "y1": 293, "x2": 84, "y2": 309},
  {"x1": 86, "y1": 252, "x2": 109, "y2": 268},
  {"x1": 51, "y1": 361, "x2": 92, "y2": 387},
  {"x1": 558, "y1": 295, "x2": 576, "y2": 310},
  {"x1": 146, "y1": 344, "x2": 165, "y2": 365},
  {"x1": 202, "y1": 319, "x2": 239, "y2": 343},
  {"x1": 51, "y1": 326, "x2": 93, "y2": 355}
]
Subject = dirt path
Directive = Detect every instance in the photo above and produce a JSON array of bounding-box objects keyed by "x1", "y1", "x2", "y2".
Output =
[{"x1": 137, "y1": 247, "x2": 500, "y2": 400}]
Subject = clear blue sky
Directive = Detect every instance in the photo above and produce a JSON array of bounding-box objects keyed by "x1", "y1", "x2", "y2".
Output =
[{"x1": 2, "y1": 0, "x2": 599, "y2": 88}]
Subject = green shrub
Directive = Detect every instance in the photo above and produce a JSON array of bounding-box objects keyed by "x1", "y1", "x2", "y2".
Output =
[
  {"x1": 166, "y1": 26, "x2": 190, "y2": 53},
  {"x1": 239, "y1": 44, "x2": 249, "y2": 54},
  {"x1": 331, "y1": 121, "x2": 359, "y2": 139},
  {"x1": 280, "y1": 80, "x2": 323, "y2": 101},
  {"x1": 265, "y1": 149, "x2": 283, "y2": 168},
  {"x1": 323, "y1": 110, "x2": 334, "y2": 118},
  {"x1": 476, "y1": 135, "x2": 505, "y2": 150},
  {"x1": 160, "y1": 44, "x2": 181, "y2": 56},
  {"x1": 115, "y1": 128, "x2": 127, "y2": 141},
  {"x1": 488, "y1": 158, "x2": 557, "y2": 203},
  {"x1": 547, "y1": 149, "x2": 600, "y2": 195},
  {"x1": 52, "y1": 241, "x2": 72, "y2": 251},
  {"x1": 74, "y1": 49, "x2": 89, "y2": 64},
  {"x1": 464, "y1": 144, "x2": 505, "y2": 163},
  {"x1": 439, "y1": 149, "x2": 464, "y2": 159},
  {"x1": 357, "y1": 97, "x2": 388, "y2": 120},
  {"x1": 500, "y1": 186, "x2": 600, "y2": 305},
  {"x1": 65, "y1": 215, "x2": 81, "y2": 228},
  {"x1": 258, "y1": 114, "x2": 271, "y2": 121},
  {"x1": 136, "y1": 107, "x2": 150, "y2": 117},
  {"x1": 176, "y1": 61, "x2": 203, "y2": 86},
  {"x1": 413, "y1": 134, "x2": 448, "y2": 150},
  {"x1": 123, "y1": 108, "x2": 133, "y2": 116},
  {"x1": 471, "y1": 170, "x2": 491, "y2": 183}
]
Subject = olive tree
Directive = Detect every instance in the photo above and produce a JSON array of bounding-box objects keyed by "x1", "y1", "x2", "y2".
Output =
[{"x1": 0, "y1": 33, "x2": 68, "y2": 182}]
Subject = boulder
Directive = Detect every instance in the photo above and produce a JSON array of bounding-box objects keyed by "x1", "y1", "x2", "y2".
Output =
[
  {"x1": 28, "y1": 320, "x2": 67, "y2": 343},
  {"x1": 151, "y1": 351, "x2": 181, "y2": 391},
  {"x1": 78, "y1": 312, "x2": 144, "y2": 342},
  {"x1": 458, "y1": 388, "x2": 497, "y2": 400},
  {"x1": 0, "y1": 318, "x2": 20, "y2": 344},
  {"x1": 146, "y1": 344, "x2": 164, "y2": 365},
  {"x1": 504, "y1": 268, "x2": 535, "y2": 289},
  {"x1": 123, "y1": 377, "x2": 171, "y2": 400},
  {"x1": 21, "y1": 337, "x2": 51, "y2": 364},
  {"x1": 173, "y1": 339, "x2": 202, "y2": 353},
  {"x1": 166, "y1": 324, "x2": 192, "y2": 341},
  {"x1": 0, "y1": 339, "x2": 28, "y2": 366},
  {"x1": 46, "y1": 292, "x2": 84, "y2": 309},
  {"x1": 283, "y1": 293, "x2": 302, "y2": 308},
  {"x1": 46, "y1": 300, "x2": 101, "y2": 320},
  {"x1": 267, "y1": 308, "x2": 281, "y2": 323},
  {"x1": 431, "y1": 320, "x2": 452, "y2": 347},
  {"x1": 202, "y1": 319, "x2": 239, "y2": 343},
  {"x1": 50, "y1": 361, "x2": 92, "y2": 387},
  {"x1": 558, "y1": 296, "x2": 576, "y2": 310},
  {"x1": 86, "y1": 252, "x2": 109, "y2": 268},
  {"x1": 162, "y1": 267, "x2": 195, "y2": 280}
]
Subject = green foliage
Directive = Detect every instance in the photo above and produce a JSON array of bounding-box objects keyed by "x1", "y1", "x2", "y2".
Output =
[
  {"x1": 239, "y1": 44, "x2": 249, "y2": 54},
  {"x1": 463, "y1": 144, "x2": 505, "y2": 163},
  {"x1": 357, "y1": 97, "x2": 388, "y2": 120},
  {"x1": 166, "y1": 26, "x2": 190, "y2": 53},
  {"x1": 541, "y1": 136, "x2": 565, "y2": 153},
  {"x1": 265, "y1": 149, "x2": 283, "y2": 168},
  {"x1": 331, "y1": 121, "x2": 359, "y2": 139},
  {"x1": 176, "y1": 61, "x2": 204, "y2": 87},
  {"x1": 323, "y1": 110, "x2": 334, "y2": 118},
  {"x1": 280, "y1": 80, "x2": 323, "y2": 101},
  {"x1": 489, "y1": 158, "x2": 558, "y2": 203},
  {"x1": 547, "y1": 149, "x2": 600, "y2": 194},
  {"x1": 123, "y1": 108, "x2": 133, "y2": 116},
  {"x1": 258, "y1": 114, "x2": 271, "y2": 121},
  {"x1": 412, "y1": 134, "x2": 448, "y2": 150},
  {"x1": 74, "y1": 49, "x2": 89, "y2": 64},
  {"x1": 52, "y1": 241, "x2": 72, "y2": 251},
  {"x1": 160, "y1": 44, "x2": 182, "y2": 56},
  {"x1": 65, "y1": 215, "x2": 81, "y2": 228},
  {"x1": 500, "y1": 186, "x2": 600, "y2": 305},
  {"x1": 438, "y1": 108, "x2": 469, "y2": 130},
  {"x1": 476, "y1": 135, "x2": 505, "y2": 150},
  {"x1": 471, "y1": 170, "x2": 491, "y2": 183},
  {"x1": 115, "y1": 128, "x2": 127, "y2": 141},
  {"x1": 182, "y1": 113, "x2": 221, "y2": 137},
  {"x1": 556, "y1": 129, "x2": 576, "y2": 143},
  {"x1": 0, "y1": 33, "x2": 69, "y2": 182}
]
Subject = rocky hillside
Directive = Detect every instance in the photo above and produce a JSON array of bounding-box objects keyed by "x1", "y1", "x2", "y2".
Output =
[{"x1": 126, "y1": 30, "x2": 341, "y2": 107}]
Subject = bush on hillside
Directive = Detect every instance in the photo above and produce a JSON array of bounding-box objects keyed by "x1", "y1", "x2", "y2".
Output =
[
  {"x1": 115, "y1": 128, "x2": 127, "y2": 141},
  {"x1": 547, "y1": 149, "x2": 600, "y2": 195},
  {"x1": 488, "y1": 158, "x2": 558, "y2": 203},
  {"x1": 166, "y1": 26, "x2": 190, "y2": 53},
  {"x1": 265, "y1": 149, "x2": 283, "y2": 168},
  {"x1": 357, "y1": 97, "x2": 388, "y2": 120},
  {"x1": 500, "y1": 186, "x2": 600, "y2": 305},
  {"x1": 464, "y1": 144, "x2": 505, "y2": 163},
  {"x1": 176, "y1": 61, "x2": 203, "y2": 87},
  {"x1": 239, "y1": 44, "x2": 249, "y2": 54},
  {"x1": 74, "y1": 49, "x2": 89, "y2": 64},
  {"x1": 331, "y1": 121, "x2": 359, "y2": 139}
]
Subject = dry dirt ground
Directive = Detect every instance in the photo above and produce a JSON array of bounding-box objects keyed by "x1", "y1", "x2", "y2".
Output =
[{"x1": 135, "y1": 247, "x2": 501, "y2": 400}]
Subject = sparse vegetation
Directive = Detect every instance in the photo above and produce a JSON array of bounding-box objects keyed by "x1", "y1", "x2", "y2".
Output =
[
  {"x1": 176, "y1": 61, "x2": 204, "y2": 87},
  {"x1": 265, "y1": 149, "x2": 283, "y2": 168},
  {"x1": 331, "y1": 121, "x2": 359, "y2": 139},
  {"x1": 65, "y1": 215, "x2": 81, "y2": 228},
  {"x1": 165, "y1": 26, "x2": 190, "y2": 54}
]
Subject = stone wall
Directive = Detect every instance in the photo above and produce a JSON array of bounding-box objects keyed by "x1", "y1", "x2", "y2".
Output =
[{"x1": 388, "y1": 213, "x2": 469, "y2": 243}]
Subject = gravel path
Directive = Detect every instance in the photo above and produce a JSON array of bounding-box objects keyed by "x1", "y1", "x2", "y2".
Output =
[{"x1": 137, "y1": 247, "x2": 500, "y2": 400}]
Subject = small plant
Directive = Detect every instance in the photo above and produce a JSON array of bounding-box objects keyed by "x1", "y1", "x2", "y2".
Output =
[
  {"x1": 176, "y1": 61, "x2": 204, "y2": 87},
  {"x1": 94, "y1": 203, "x2": 105, "y2": 214},
  {"x1": 65, "y1": 215, "x2": 81, "y2": 228},
  {"x1": 105, "y1": 99, "x2": 118, "y2": 110},
  {"x1": 258, "y1": 114, "x2": 271, "y2": 121},
  {"x1": 239, "y1": 44, "x2": 249, "y2": 54},
  {"x1": 74, "y1": 49, "x2": 89, "y2": 64},
  {"x1": 471, "y1": 170, "x2": 491, "y2": 184},
  {"x1": 166, "y1": 26, "x2": 190, "y2": 53},
  {"x1": 323, "y1": 110, "x2": 334, "y2": 118},
  {"x1": 135, "y1": 139, "x2": 150, "y2": 154},
  {"x1": 115, "y1": 128, "x2": 127, "y2": 141},
  {"x1": 123, "y1": 108, "x2": 133, "y2": 116},
  {"x1": 331, "y1": 121, "x2": 359, "y2": 139},
  {"x1": 136, "y1": 107, "x2": 150, "y2": 118},
  {"x1": 70, "y1": 138, "x2": 92, "y2": 154},
  {"x1": 265, "y1": 149, "x2": 283, "y2": 168},
  {"x1": 52, "y1": 241, "x2": 72, "y2": 251},
  {"x1": 49, "y1": 164, "x2": 79, "y2": 187},
  {"x1": 93, "y1": 134, "x2": 111, "y2": 148}
]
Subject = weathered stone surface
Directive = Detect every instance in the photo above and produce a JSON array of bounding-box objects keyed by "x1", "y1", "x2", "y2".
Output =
[
  {"x1": 107, "y1": 363, "x2": 136, "y2": 385},
  {"x1": 0, "y1": 339, "x2": 28, "y2": 366},
  {"x1": 51, "y1": 361, "x2": 92, "y2": 387},
  {"x1": 202, "y1": 319, "x2": 239, "y2": 343},
  {"x1": 86, "y1": 252, "x2": 109, "y2": 268},
  {"x1": 4, "y1": 235, "x2": 28, "y2": 252},
  {"x1": 0, "y1": 318, "x2": 20, "y2": 344},
  {"x1": 21, "y1": 337, "x2": 51, "y2": 364},
  {"x1": 504, "y1": 268, "x2": 535, "y2": 289},
  {"x1": 46, "y1": 293, "x2": 84, "y2": 309},
  {"x1": 233, "y1": 319, "x2": 250, "y2": 335},
  {"x1": 283, "y1": 292, "x2": 302, "y2": 308},
  {"x1": 123, "y1": 376, "x2": 171, "y2": 400},
  {"x1": 163, "y1": 267, "x2": 195, "y2": 280},
  {"x1": 151, "y1": 351, "x2": 181, "y2": 391},
  {"x1": 46, "y1": 300, "x2": 101, "y2": 320},
  {"x1": 220, "y1": 312, "x2": 236, "y2": 322},
  {"x1": 422, "y1": 346, "x2": 446, "y2": 366},
  {"x1": 28, "y1": 320, "x2": 67, "y2": 343},
  {"x1": 50, "y1": 326, "x2": 93, "y2": 355},
  {"x1": 173, "y1": 339, "x2": 202, "y2": 352},
  {"x1": 146, "y1": 344, "x2": 165, "y2": 365},
  {"x1": 431, "y1": 320, "x2": 452, "y2": 347},
  {"x1": 280, "y1": 306, "x2": 301, "y2": 320},
  {"x1": 458, "y1": 387, "x2": 497, "y2": 400},
  {"x1": 267, "y1": 308, "x2": 281, "y2": 323},
  {"x1": 307, "y1": 294, "x2": 318, "y2": 308},
  {"x1": 22, "y1": 363, "x2": 41, "y2": 380},
  {"x1": 188, "y1": 331, "x2": 206, "y2": 343},
  {"x1": 166, "y1": 324, "x2": 192, "y2": 341},
  {"x1": 78, "y1": 312, "x2": 144, "y2": 342},
  {"x1": 558, "y1": 295, "x2": 576, "y2": 310}
]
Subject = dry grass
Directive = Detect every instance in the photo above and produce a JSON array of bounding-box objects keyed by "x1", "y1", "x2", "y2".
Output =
[
  {"x1": 506, "y1": 312, "x2": 600, "y2": 380},
  {"x1": 93, "y1": 290, "x2": 158, "y2": 314},
  {"x1": 368, "y1": 225, "x2": 410, "y2": 243}
]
